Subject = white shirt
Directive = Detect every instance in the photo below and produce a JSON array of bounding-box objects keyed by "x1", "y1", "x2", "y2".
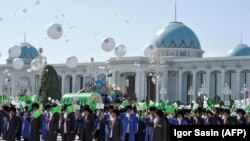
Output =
[
  {"x1": 126, "y1": 113, "x2": 130, "y2": 133},
  {"x1": 64, "y1": 113, "x2": 67, "y2": 133},
  {"x1": 45, "y1": 111, "x2": 51, "y2": 130},
  {"x1": 110, "y1": 117, "x2": 116, "y2": 138},
  {"x1": 154, "y1": 117, "x2": 159, "y2": 128},
  {"x1": 177, "y1": 118, "x2": 182, "y2": 125}
]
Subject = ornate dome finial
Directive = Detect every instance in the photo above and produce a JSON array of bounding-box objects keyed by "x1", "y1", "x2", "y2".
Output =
[{"x1": 175, "y1": 0, "x2": 177, "y2": 22}]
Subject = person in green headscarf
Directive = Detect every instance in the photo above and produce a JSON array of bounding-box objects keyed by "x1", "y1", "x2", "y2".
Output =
[
  {"x1": 48, "y1": 104, "x2": 60, "y2": 141},
  {"x1": 29, "y1": 103, "x2": 42, "y2": 141}
]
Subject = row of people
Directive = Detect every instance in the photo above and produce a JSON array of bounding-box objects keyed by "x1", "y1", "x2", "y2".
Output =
[{"x1": 1, "y1": 103, "x2": 250, "y2": 141}]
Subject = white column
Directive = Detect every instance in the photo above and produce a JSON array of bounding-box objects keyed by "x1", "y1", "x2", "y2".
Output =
[
  {"x1": 178, "y1": 71, "x2": 183, "y2": 101},
  {"x1": 0, "y1": 74, "x2": 3, "y2": 94},
  {"x1": 135, "y1": 70, "x2": 140, "y2": 101},
  {"x1": 156, "y1": 75, "x2": 159, "y2": 102},
  {"x1": 72, "y1": 74, "x2": 76, "y2": 93},
  {"x1": 206, "y1": 71, "x2": 211, "y2": 98},
  {"x1": 141, "y1": 70, "x2": 146, "y2": 101},
  {"x1": 11, "y1": 73, "x2": 16, "y2": 96},
  {"x1": 221, "y1": 70, "x2": 225, "y2": 96},
  {"x1": 31, "y1": 74, "x2": 35, "y2": 95},
  {"x1": 236, "y1": 70, "x2": 241, "y2": 100},
  {"x1": 162, "y1": 70, "x2": 168, "y2": 100},
  {"x1": 61, "y1": 74, "x2": 65, "y2": 95},
  {"x1": 192, "y1": 70, "x2": 196, "y2": 101}
]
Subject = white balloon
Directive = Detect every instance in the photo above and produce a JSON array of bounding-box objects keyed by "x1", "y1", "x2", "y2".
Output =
[
  {"x1": 52, "y1": 99, "x2": 55, "y2": 103},
  {"x1": 47, "y1": 23, "x2": 63, "y2": 39},
  {"x1": 12, "y1": 58, "x2": 24, "y2": 70},
  {"x1": 9, "y1": 45, "x2": 21, "y2": 58},
  {"x1": 66, "y1": 56, "x2": 78, "y2": 68},
  {"x1": 101, "y1": 37, "x2": 115, "y2": 52},
  {"x1": 114, "y1": 44, "x2": 126, "y2": 57},
  {"x1": 143, "y1": 44, "x2": 157, "y2": 57},
  {"x1": 48, "y1": 97, "x2": 51, "y2": 101}
]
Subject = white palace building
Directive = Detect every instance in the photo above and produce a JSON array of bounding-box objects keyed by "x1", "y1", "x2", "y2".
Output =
[{"x1": 1, "y1": 19, "x2": 250, "y2": 104}]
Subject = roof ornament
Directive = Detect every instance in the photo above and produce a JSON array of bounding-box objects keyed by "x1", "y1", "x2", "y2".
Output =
[
  {"x1": 241, "y1": 32, "x2": 243, "y2": 44},
  {"x1": 174, "y1": 0, "x2": 177, "y2": 22},
  {"x1": 24, "y1": 31, "x2": 26, "y2": 43}
]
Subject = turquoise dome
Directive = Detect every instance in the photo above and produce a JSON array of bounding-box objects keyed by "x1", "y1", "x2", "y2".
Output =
[
  {"x1": 18, "y1": 43, "x2": 39, "y2": 59},
  {"x1": 153, "y1": 22, "x2": 201, "y2": 49},
  {"x1": 228, "y1": 44, "x2": 250, "y2": 56}
]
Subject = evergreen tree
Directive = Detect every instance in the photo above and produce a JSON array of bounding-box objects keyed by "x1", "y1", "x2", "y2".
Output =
[{"x1": 38, "y1": 65, "x2": 61, "y2": 104}]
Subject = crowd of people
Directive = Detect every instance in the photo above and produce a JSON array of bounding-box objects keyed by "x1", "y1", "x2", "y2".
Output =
[{"x1": 0, "y1": 101, "x2": 250, "y2": 141}]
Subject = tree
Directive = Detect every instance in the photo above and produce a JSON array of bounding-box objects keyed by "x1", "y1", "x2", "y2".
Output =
[{"x1": 38, "y1": 65, "x2": 61, "y2": 104}]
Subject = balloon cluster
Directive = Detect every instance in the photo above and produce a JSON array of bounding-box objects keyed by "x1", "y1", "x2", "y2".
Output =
[
  {"x1": 101, "y1": 37, "x2": 127, "y2": 58},
  {"x1": 8, "y1": 44, "x2": 25, "y2": 70}
]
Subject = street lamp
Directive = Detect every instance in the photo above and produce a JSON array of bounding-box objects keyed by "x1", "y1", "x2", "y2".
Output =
[
  {"x1": 188, "y1": 86, "x2": 193, "y2": 104},
  {"x1": 160, "y1": 87, "x2": 167, "y2": 101},
  {"x1": 222, "y1": 83, "x2": 232, "y2": 106},
  {"x1": 199, "y1": 83, "x2": 207, "y2": 100},
  {"x1": 241, "y1": 83, "x2": 249, "y2": 102}
]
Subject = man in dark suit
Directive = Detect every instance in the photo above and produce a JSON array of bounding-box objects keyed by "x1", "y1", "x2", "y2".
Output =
[
  {"x1": 2, "y1": 105, "x2": 9, "y2": 140},
  {"x1": 29, "y1": 103, "x2": 42, "y2": 141},
  {"x1": 0, "y1": 108, "x2": 3, "y2": 138},
  {"x1": 193, "y1": 108, "x2": 204, "y2": 125},
  {"x1": 222, "y1": 109, "x2": 235, "y2": 125},
  {"x1": 95, "y1": 109, "x2": 107, "y2": 141},
  {"x1": 48, "y1": 104, "x2": 60, "y2": 141},
  {"x1": 236, "y1": 108, "x2": 247, "y2": 125},
  {"x1": 81, "y1": 106, "x2": 94, "y2": 141},
  {"x1": 7, "y1": 106, "x2": 19, "y2": 141},
  {"x1": 153, "y1": 110, "x2": 166, "y2": 141},
  {"x1": 205, "y1": 110, "x2": 218, "y2": 125},
  {"x1": 109, "y1": 109, "x2": 123, "y2": 141},
  {"x1": 16, "y1": 108, "x2": 23, "y2": 140},
  {"x1": 62, "y1": 104, "x2": 76, "y2": 141}
]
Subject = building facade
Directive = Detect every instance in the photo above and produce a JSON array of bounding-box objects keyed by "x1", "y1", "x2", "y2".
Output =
[{"x1": 1, "y1": 20, "x2": 250, "y2": 104}]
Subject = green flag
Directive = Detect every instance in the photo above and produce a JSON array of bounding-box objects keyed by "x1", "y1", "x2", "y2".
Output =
[
  {"x1": 32, "y1": 109, "x2": 43, "y2": 118},
  {"x1": 67, "y1": 105, "x2": 75, "y2": 113},
  {"x1": 120, "y1": 100, "x2": 127, "y2": 109},
  {"x1": 52, "y1": 106, "x2": 61, "y2": 114},
  {"x1": 142, "y1": 102, "x2": 147, "y2": 111}
]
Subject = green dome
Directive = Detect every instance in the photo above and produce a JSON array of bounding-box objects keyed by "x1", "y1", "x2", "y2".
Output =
[{"x1": 153, "y1": 22, "x2": 201, "y2": 49}]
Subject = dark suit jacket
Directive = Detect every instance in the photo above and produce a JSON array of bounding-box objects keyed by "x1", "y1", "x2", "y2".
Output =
[
  {"x1": 48, "y1": 112, "x2": 60, "y2": 141},
  {"x1": 238, "y1": 116, "x2": 247, "y2": 125},
  {"x1": 95, "y1": 116, "x2": 107, "y2": 141},
  {"x1": 2, "y1": 112, "x2": 9, "y2": 140},
  {"x1": 153, "y1": 118, "x2": 166, "y2": 141},
  {"x1": 110, "y1": 117, "x2": 123, "y2": 141},
  {"x1": 137, "y1": 118, "x2": 146, "y2": 141},
  {"x1": 81, "y1": 115, "x2": 94, "y2": 141},
  {"x1": 66, "y1": 112, "x2": 75, "y2": 141},
  {"x1": 224, "y1": 116, "x2": 235, "y2": 125},
  {"x1": 193, "y1": 116, "x2": 204, "y2": 125},
  {"x1": 7, "y1": 115, "x2": 19, "y2": 141},
  {"x1": 29, "y1": 115, "x2": 42, "y2": 141}
]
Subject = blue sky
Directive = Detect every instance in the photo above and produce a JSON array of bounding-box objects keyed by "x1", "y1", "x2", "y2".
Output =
[{"x1": 0, "y1": 0, "x2": 250, "y2": 64}]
